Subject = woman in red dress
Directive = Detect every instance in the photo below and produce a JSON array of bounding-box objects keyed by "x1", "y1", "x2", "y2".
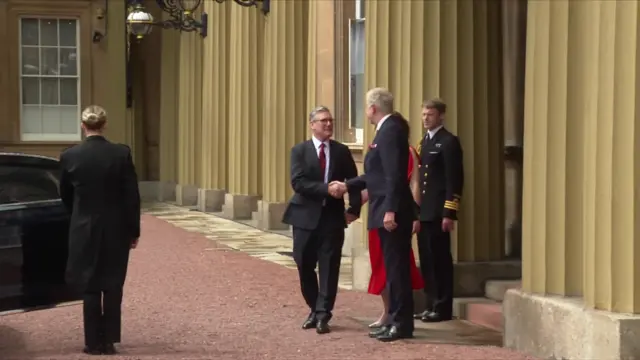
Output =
[{"x1": 361, "y1": 145, "x2": 424, "y2": 328}]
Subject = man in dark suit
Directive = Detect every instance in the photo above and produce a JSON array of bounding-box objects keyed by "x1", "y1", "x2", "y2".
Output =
[
  {"x1": 282, "y1": 106, "x2": 362, "y2": 335},
  {"x1": 59, "y1": 105, "x2": 141, "y2": 355},
  {"x1": 414, "y1": 98, "x2": 464, "y2": 323},
  {"x1": 331, "y1": 88, "x2": 416, "y2": 342}
]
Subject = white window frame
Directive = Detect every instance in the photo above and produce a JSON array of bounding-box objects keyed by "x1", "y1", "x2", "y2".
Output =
[
  {"x1": 348, "y1": 17, "x2": 365, "y2": 145},
  {"x1": 18, "y1": 16, "x2": 82, "y2": 142}
]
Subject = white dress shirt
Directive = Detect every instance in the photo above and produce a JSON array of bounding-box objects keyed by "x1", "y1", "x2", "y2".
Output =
[
  {"x1": 427, "y1": 125, "x2": 444, "y2": 140},
  {"x1": 375, "y1": 114, "x2": 392, "y2": 132},
  {"x1": 312, "y1": 136, "x2": 330, "y2": 183}
]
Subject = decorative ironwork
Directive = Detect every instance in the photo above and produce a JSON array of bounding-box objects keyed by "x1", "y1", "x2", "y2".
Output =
[
  {"x1": 214, "y1": 0, "x2": 270, "y2": 15},
  {"x1": 125, "y1": 0, "x2": 208, "y2": 39},
  {"x1": 155, "y1": 0, "x2": 208, "y2": 36}
]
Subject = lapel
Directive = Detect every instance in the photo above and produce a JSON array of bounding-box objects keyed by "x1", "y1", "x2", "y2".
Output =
[
  {"x1": 305, "y1": 140, "x2": 323, "y2": 180},
  {"x1": 327, "y1": 140, "x2": 337, "y2": 180}
]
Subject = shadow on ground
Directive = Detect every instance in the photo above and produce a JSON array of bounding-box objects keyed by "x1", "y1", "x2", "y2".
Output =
[
  {"x1": 0, "y1": 324, "x2": 30, "y2": 359},
  {"x1": 351, "y1": 317, "x2": 503, "y2": 346}
]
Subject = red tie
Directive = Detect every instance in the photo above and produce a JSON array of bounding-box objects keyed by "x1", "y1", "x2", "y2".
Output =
[{"x1": 319, "y1": 143, "x2": 326, "y2": 175}]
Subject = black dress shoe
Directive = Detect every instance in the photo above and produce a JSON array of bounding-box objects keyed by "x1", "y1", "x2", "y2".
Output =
[
  {"x1": 316, "y1": 320, "x2": 331, "y2": 334},
  {"x1": 83, "y1": 345, "x2": 102, "y2": 355},
  {"x1": 103, "y1": 343, "x2": 117, "y2": 355},
  {"x1": 421, "y1": 312, "x2": 452, "y2": 323},
  {"x1": 302, "y1": 314, "x2": 318, "y2": 330},
  {"x1": 376, "y1": 325, "x2": 413, "y2": 342},
  {"x1": 368, "y1": 325, "x2": 389, "y2": 338},
  {"x1": 413, "y1": 310, "x2": 431, "y2": 319}
]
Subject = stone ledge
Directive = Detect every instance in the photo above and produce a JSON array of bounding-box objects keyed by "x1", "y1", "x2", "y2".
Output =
[{"x1": 503, "y1": 288, "x2": 640, "y2": 360}]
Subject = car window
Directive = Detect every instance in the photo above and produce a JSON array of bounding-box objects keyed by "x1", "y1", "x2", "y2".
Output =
[{"x1": 0, "y1": 166, "x2": 60, "y2": 205}]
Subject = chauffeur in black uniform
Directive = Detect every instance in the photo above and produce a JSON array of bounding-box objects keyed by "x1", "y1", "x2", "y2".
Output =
[
  {"x1": 414, "y1": 98, "x2": 464, "y2": 323},
  {"x1": 60, "y1": 105, "x2": 140, "y2": 355}
]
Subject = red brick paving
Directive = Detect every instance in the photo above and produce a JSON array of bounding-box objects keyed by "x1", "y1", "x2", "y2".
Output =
[{"x1": 0, "y1": 215, "x2": 537, "y2": 359}]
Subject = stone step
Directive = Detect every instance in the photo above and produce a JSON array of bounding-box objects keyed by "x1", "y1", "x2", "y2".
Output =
[
  {"x1": 485, "y1": 279, "x2": 521, "y2": 302},
  {"x1": 454, "y1": 297, "x2": 504, "y2": 333}
]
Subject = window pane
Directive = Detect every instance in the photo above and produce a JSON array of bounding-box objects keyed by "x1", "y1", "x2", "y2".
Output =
[
  {"x1": 59, "y1": 19, "x2": 77, "y2": 47},
  {"x1": 59, "y1": 49, "x2": 77, "y2": 76},
  {"x1": 41, "y1": 106, "x2": 62, "y2": 134},
  {"x1": 0, "y1": 165, "x2": 60, "y2": 204},
  {"x1": 21, "y1": 47, "x2": 40, "y2": 75},
  {"x1": 41, "y1": 79, "x2": 59, "y2": 105},
  {"x1": 20, "y1": 18, "x2": 39, "y2": 46},
  {"x1": 60, "y1": 79, "x2": 78, "y2": 105},
  {"x1": 40, "y1": 19, "x2": 58, "y2": 46},
  {"x1": 22, "y1": 78, "x2": 40, "y2": 104},
  {"x1": 41, "y1": 47, "x2": 59, "y2": 75},
  {"x1": 21, "y1": 105, "x2": 42, "y2": 134},
  {"x1": 60, "y1": 106, "x2": 79, "y2": 134}
]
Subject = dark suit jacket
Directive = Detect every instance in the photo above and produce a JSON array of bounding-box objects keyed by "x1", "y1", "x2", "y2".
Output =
[
  {"x1": 347, "y1": 114, "x2": 416, "y2": 229},
  {"x1": 419, "y1": 127, "x2": 464, "y2": 221},
  {"x1": 282, "y1": 139, "x2": 361, "y2": 231},
  {"x1": 59, "y1": 135, "x2": 140, "y2": 291}
]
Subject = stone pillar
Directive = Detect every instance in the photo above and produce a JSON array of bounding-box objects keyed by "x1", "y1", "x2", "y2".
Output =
[
  {"x1": 223, "y1": 6, "x2": 264, "y2": 219},
  {"x1": 519, "y1": 0, "x2": 584, "y2": 296},
  {"x1": 362, "y1": 0, "x2": 505, "y2": 262},
  {"x1": 581, "y1": 0, "x2": 640, "y2": 314},
  {"x1": 158, "y1": 11, "x2": 180, "y2": 201},
  {"x1": 504, "y1": 2, "x2": 640, "y2": 358},
  {"x1": 253, "y1": 0, "x2": 309, "y2": 230},
  {"x1": 175, "y1": 31, "x2": 203, "y2": 206},
  {"x1": 197, "y1": 1, "x2": 230, "y2": 212}
]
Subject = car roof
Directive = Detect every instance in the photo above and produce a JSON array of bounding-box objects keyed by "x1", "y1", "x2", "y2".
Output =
[{"x1": 0, "y1": 152, "x2": 59, "y2": 169}]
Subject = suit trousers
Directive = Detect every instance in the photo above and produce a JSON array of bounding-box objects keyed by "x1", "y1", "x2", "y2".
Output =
[
  {"x1": 417, "y1": 220, "x2": 453, "y2": 318},
  {"x1": 83, "y1": 287, "x2": 124, "y2": 347},
  {"x1": 378, "y1": 219, "x2": 414, "y2": 334},
  {"x1": 292, "y1": 210, "x2": 345, "y2": 321}
]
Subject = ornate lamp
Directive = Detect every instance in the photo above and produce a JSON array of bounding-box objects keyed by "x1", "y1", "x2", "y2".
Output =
[{"x1": 126, "y1": 0, "x2": 208, "y2": 39}]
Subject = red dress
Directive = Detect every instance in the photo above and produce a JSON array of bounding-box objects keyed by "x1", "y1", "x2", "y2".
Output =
[{"x1": 367, "y1": 146, "x2": 425, "y2": 295}]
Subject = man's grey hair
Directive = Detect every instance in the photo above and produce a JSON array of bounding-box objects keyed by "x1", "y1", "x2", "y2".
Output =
[
  {"x1": 309, "y1": 105, "x2": 331, "y2": 122},
  {"x1": 366, "y1": 87, "x2": 394, "y2": 115}
]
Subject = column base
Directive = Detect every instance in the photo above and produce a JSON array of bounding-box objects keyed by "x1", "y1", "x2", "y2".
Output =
[
  {"x1": 452, "y1": 261, "x2": 521, "y2": 297},
  {"x1": 138, "y1": 181, "x2": 160, "y2": 202},
  {"x1": 157, "y1": 181, "x2": 176, "y2": 202},
  {"x1": 251, "y1": 200, "x2": 289, "y2": 230},
  {"x1": 222, "y1": 193, "x2": 259, "y2": 220},
  {"x1": 175, "y1": 184, "x2": 198, "y2": 206},
  {"x1": 343, "y1": 220, "x2": 365, "y2": 257},
  {"x1": 197, "y1": 188, "x2": 226, "y2": 212},
  {"x1": 504, "y1": 289, "x2": 640, "y2": 359}
]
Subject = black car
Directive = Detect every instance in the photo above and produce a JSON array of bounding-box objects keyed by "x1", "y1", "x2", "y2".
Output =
[{"x1": 0, "y1": 152, "x2": 81, "y2": 313}]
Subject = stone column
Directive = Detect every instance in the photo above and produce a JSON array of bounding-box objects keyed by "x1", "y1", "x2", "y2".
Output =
[
  {"x1": 158, "y1": 11, "x2": 180, "y2": 201},
  {"x1": 519, "y1": 0, "x2": 585, "y2": 296},
  {"x1": 197, "y1": 1, "x2": 230, "y2": 212},
  {"x1": 253, "y1": 0, "x2": 309, "y2": 230},
  {"x1": 581, "y1": 0, "x2": 640, "y2": 314},
  {"x1": 222, "y1": 6, "x2": 264, "y2": 219},
  {"x1": 504, "y1": 2, "x2": 640, "y2": 359},
  {"x1": 175, "y1": 30, "x2": 203, "y2": 206},
  {"x1": 362, "y1": 0, "x2": 505, "y2": 262}
]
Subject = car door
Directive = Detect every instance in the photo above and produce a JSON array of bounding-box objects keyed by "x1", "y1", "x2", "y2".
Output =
[{"x1": 0, "y1": 153, "x2": 80, "y2": 313}]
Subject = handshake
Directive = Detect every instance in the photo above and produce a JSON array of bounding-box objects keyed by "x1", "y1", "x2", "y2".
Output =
[{"x1": 328, "y1": 181, "x2": 347, "y2": 198}]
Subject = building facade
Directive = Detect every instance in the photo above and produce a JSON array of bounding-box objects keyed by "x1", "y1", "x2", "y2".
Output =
[{"x1": 1, "y1": 0, "x2": 639, "y2": 358}]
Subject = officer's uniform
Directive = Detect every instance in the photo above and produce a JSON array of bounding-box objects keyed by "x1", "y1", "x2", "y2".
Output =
[{"x1": 416, "y1": 125, "x2": 464, "y2": 321}]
